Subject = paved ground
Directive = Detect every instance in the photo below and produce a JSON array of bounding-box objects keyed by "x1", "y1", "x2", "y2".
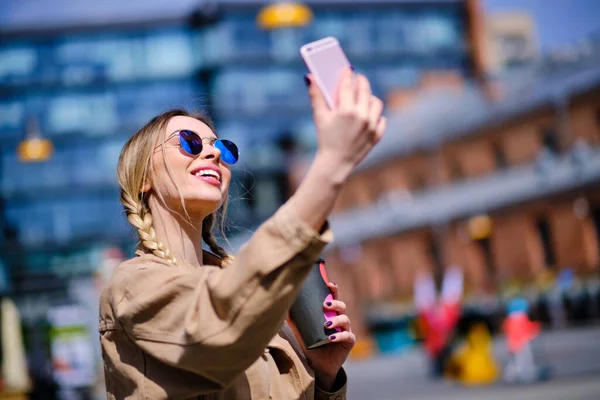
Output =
[{"x1": 344, "y1": 326, "x2": 600, "y2": 400}]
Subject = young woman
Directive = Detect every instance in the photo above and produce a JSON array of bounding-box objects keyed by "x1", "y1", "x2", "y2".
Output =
[{"x1": 99, "y1": 68, "x2": 386, "y2": 399}]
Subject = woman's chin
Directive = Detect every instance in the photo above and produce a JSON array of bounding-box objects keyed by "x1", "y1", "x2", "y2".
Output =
[{"x1": 184, "y1": 196, "x2": 223, "y2": 214}]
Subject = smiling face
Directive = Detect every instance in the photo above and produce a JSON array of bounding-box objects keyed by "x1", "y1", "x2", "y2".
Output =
[{"x1": 148, "y1": 115, "x2": 232, "y2": 218}]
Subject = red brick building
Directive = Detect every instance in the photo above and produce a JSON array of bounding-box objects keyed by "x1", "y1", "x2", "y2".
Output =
[{"x1": 321, "y1": 60, "x2": 600, "y2": 344}]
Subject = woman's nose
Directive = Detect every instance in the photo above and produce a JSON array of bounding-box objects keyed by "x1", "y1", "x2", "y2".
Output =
[{"x1": 200, "y1": 140, "x2": 221, "y2": 161}]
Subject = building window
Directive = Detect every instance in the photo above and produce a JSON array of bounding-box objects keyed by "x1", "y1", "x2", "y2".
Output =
[
  {"x1": 500, "y1": 34, "x2": 529, "y2": 67},
  {"x1": 428, "y1": 232, "x2": 444, "y2": 290},
  {"x1": 535, "y1": 217, "x2": 556, "y2": 268},
  {"x1": 449, "y1": 159, "x2": 463, "y2": 181},
  {"x1": 476, "y1": 237, "x2": 496, "y2": 285},
  {"x1": 590, "y1": 206, "x2": 600, "y2": 247},
  {"x1": 410, "y1": 174, "x2": 426, "y2": 191},
  {"x1": 492, "y1": 142, "x2": 507, "y2": 169},
  {"x1": 542, "y1": 126, "x2": 560, "y2": 153},
  {"x1": 595, "y1": 108, "x2": 600, "y2": 139}
]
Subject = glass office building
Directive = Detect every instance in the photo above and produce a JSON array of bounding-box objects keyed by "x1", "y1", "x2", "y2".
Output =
[{"x1": 0, "y1": 1, "x2": 474, "y2": 296}]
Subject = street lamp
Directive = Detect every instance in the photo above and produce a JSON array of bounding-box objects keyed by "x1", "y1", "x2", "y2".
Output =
[
  {"x1": 467, "y1": 214, "x2": 492, "y2": 241},
  {"x1": 257, "y1": 1, "x2": 313, "y2": 30},
  {"x1": 257, "y1": 1, "x2": 313, "y2": 62},
  {"x1": 18, "y1": 117, "x2": 53, "y2": 163}
]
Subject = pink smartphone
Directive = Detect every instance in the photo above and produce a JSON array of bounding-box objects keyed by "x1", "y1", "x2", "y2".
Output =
[{"x1": 300, "y1": 36, "x2": 351, "y2": 109}]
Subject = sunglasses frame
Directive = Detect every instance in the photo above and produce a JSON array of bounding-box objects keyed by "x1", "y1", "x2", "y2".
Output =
[{"x1": 160, "y1": 129, "x2": 239, "y2": 164}]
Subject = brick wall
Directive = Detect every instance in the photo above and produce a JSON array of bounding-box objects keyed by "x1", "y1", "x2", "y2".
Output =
[
  {"x1": 490, "y1": 213, "x2": 546, "y2": 281},
  {"x1": 548, "y1": 201, "x2": 599, "y2": 273},
  {"x1": 502, "y1": 115, "x2": 551, "y2": 165}
]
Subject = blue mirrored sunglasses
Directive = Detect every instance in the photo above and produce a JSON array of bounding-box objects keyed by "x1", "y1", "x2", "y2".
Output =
[{"x1": 173, "y1": 129, "x2": 239, "y2": 165}]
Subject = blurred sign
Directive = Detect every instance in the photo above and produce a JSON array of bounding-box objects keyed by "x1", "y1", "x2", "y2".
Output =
[
  {"x1": 22, "y1": 247, "x2": 103, "y2": 277},
  {"x1": 47, "y1": 304, "x2": 95, "y2": 388}
]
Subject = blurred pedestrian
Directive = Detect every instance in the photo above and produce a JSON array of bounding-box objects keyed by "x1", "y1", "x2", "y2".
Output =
[
  {"x1": 99, "y1": 67, "x2": 387, "y2": 399},
  {"x1": 502, "y1": 298, "x2": 551, "y2": 383},
  {"x1": 414, "y1": 267, "x2": 463, "y2": 377}
]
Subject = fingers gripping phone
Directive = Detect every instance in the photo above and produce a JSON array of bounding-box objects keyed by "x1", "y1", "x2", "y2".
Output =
[{"x1": 300, "y1": 36, "x2": 351, "y2": 109}]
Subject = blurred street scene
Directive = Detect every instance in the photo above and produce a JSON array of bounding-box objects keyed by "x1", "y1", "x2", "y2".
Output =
[
  {"x1": 346, "y1": 326, "x2": 600, "y2": 400},
  {"x1": 1, "y1": 0, "x2": 600, "y2": 399}
]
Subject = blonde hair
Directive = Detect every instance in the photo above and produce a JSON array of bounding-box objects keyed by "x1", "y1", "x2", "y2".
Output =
[{"x1": 117, "y1": 109, "x2": 230, "y2": 265}]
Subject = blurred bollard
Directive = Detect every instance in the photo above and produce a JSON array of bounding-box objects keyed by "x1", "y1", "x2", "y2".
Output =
[
  {"x1": 587, "y1": 277, "x2": 600, "y2": 322},
  {"x1": 1, "y1": 298, "x2": 31, "y2": 394}
]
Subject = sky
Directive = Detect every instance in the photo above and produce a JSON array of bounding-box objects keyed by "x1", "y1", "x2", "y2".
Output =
[{"x1": 483, "y1": 0, "x2": 600, "y2": 51}]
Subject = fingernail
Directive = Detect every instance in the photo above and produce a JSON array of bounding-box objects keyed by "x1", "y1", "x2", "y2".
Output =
[
  {"x1": 303, "y1": 74, "x2": 310, "y2": 86},
  {"x1": 325, "y1": 321, "x2": 333, "y2": 327},
  {"x1": 326, "y1": 302, "x2": 332, "y2": 307},
  {"x1": 329, "y1": 335, "x2": 336, "y2": 340}
]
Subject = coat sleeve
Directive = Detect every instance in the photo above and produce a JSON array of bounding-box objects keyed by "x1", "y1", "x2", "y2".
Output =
[
  {"x1": 114, "y1": 203, "x2": 333, "y2": 389},
  {"x1": 315, "y1": 369, "x2": 347, "y2": 400}
]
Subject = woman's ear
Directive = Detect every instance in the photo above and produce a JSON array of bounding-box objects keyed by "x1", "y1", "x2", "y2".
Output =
[{"x1": 141, "y1": 179, "x2": 152, "y2": 193}]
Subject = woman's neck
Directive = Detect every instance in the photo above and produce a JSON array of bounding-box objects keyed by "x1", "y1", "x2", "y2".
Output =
[{"x1": 149, "y1": 197, "x2": 207, "y2": 268}]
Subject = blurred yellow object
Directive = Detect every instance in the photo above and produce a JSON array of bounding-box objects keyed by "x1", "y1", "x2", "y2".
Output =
[
  {"x1": 18, "y1": 118, "x2": 53, "y2": 162},
  {"x1": 349, "y1": 337, "x2": 375, "y2": 360},
  {"x1": 535, "y1": 269, "x2": 555, "y2": 291},
  {"x1": 257, "y1": 2, "x2": 313, "y2": 30},
  {"x1": 447, "y1": 323, "x2": 499, "y2": 385},
  {"x1": 18, "y1": 137, "x2": 54, "y2": 162},
  {"x1": 468, "y1": 215, "x2": 493, "y2": 240}
]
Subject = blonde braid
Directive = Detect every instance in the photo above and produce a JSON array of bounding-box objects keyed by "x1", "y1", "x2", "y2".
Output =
[{"x1": 122, "y1": 191, "x2": 178, "y2": 265}]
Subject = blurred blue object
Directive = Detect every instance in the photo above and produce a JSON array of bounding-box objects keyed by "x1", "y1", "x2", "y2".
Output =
[
  {"x1": 507, "y1": 298, "x2": 530, "y2": 315},
  {"x1": 369, "y1": 317, "x2": 417, "y2": 355},
  {"x1": 557, "y1": 268, "x2": 575, "y2": 291}
]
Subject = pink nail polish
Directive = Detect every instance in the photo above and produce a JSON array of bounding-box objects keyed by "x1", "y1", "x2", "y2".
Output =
[{"x1": 324, "y1": 294, "x2": 342, "y2": 333}]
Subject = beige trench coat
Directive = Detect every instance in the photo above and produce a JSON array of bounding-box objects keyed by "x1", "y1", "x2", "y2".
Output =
[{"x1": 99, "y1": 203, "x2": 347, "y2": 399}]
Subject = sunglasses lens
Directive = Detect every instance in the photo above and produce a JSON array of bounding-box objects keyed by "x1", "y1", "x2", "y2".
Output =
[
  {"x1": 179, "y1": 130, "x2": 203, "y2": 155},
  {"x1": 215, "y1": 139, "x2": 239, "y2": 164}
]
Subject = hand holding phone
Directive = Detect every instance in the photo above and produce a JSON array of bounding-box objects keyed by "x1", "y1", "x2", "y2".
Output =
[
  {"x1": 300, "y1": 36, "x2": 351, "y2": 109},
  {"x1": 299, "y1": 36, "x2": 387, "y2": 179}
]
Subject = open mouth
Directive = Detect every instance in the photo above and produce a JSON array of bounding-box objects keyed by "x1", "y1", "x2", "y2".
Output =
[{"x1": 191, "y1": 167, "x2": 222, "y2": 187}]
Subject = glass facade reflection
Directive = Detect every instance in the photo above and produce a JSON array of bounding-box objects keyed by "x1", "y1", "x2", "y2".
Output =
[{"x1": 0, "y1": 1, "x2": 472, "y2": 270}]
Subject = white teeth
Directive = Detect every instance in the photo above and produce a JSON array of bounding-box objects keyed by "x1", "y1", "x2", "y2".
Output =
[{"x1": 195, "y1": 169, "x2": 220, "y2": 181}]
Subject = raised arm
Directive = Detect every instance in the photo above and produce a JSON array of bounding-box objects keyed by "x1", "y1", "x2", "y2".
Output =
[{"x1": 288, "y1": 68, "x2": 386, "y2": 232}]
